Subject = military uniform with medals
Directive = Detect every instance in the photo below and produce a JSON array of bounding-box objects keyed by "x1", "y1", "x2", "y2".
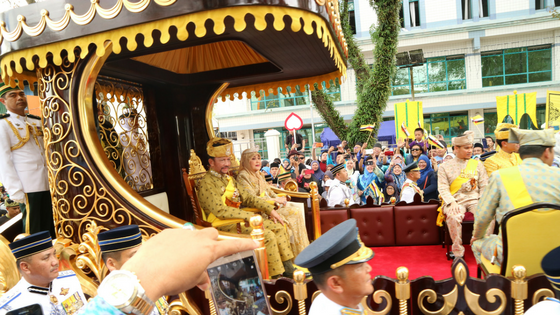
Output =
[
  {"x1": 0, "y1": 231, "x2": 87, "y2": 315},
  {"x1": 400, "y1": 162, "x2": 424, "y2": 203},
  {"x1": 0, "y1": 84, "x2": 53, "y2": 237},
  {"x1": 197, "y1": 138, "x2": 294, "y2": 278}
]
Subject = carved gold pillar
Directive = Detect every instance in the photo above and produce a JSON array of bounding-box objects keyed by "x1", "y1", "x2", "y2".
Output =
[
  {"x1": 395, "y1": 267, "x2": 410, "y2": 315},
  {"x1": 250, "y1": 215, "x2": 269, "y2": 279},
  {"x1": 294, "y1": 270, "x2": 307, "y2": 315},
  {"x1": 37, "y1": 47, "x2": 176, "y2": 244},
  {"x1": 204, "y1": 289, "x2": 217, "y2": 315},
  {"x1": 309, "y1": 181, "x2": 321, "y2": 240},
  {"x1": 511, "y1": 265, "x2": 528, "y2": 315}
]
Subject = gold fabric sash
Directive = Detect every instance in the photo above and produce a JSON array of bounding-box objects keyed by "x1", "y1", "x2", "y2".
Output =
[
  {"x1": 498, "y1": 166, "x2": 533, "y2": 209},
  {"x1": 436, "y1": 159, "x2": 479, "y2": 226}
]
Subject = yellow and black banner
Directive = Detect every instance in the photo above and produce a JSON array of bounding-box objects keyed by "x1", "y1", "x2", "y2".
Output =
[{"x1": 545, "y1": 90, "x2": 560, "y2": 129}]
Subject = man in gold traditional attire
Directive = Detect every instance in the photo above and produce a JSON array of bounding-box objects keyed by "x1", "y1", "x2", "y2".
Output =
[
  {"x1": 438, "y1": 131, "x2": 488, "y2": 258},
  {"x1": 483, "y1": 123, "x2": 522, "y2": 176},
  {"x1": 471, "y1": 128, "x2": 560, "y2": 267},
  {"x1": 197, "y1": 138, "x2": 295, "y2": 278}
]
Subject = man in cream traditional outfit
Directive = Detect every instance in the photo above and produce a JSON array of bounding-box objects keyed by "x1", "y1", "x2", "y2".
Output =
[
  {"x1": 483, "y1": 123, "x2": 522, "y2": 176},
  {"x1": 438, "y1": 131, "x2": 488, "y2": 258},
  {"x1": 197, "y1": 137, "x2": 295, "y2": 278},
  {"x1": 327, "y1": 163, "x2": 357, "y2": 207},
  {"x1": 472, "y1": 128, "x2": 560, "y2": 267},
  {"x1": 0, "y1": 231, "x2": 86, "y2": 314},
  {"x1": 0, "y1": 83, "x2": 53, "y2": 237},
  {"x1": 295, "y1": 219, "x2": 374, "y2": 315}
]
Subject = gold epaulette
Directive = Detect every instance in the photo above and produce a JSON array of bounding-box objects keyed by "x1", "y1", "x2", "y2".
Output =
[
  {"x1": 26, "y1": 113, "x2": 41, "y2": 120},
  {"x1": 0, "y1": 113, "x2": 9, "y2": 119}
]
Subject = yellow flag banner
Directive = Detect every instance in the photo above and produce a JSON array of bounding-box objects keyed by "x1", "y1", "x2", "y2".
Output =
[
  {"x1": 394, "y1": 99, "x2": 423, "y2": 140},
  {"x1": 496, "y1": 91, "x2": 537, "y2": 126},
  {"x1": 545, "y1": 90, "x2": 560, "y2": 129}
]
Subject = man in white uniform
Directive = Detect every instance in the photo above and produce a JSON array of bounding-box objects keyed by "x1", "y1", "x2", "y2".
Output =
[
  {"x1": 98, "y1": 225, "x2": 169, "y2": 315},
  {"x1": 0, "y1": 83, "x2": 53, "y2": 237},
  {"x1": 525, "y1": 246, "x2": 560, "y2": 314},
  {"x1": 327, "y1": 163, "x2": 357, "y2": 207},
  {"x1": 295, "y1": 219, "x2": 374, "y2": 315},
  {"x1": 0, "y1": 231, "x2": 86, "y2": 314},
  {"x1": 400, "y1": 162, "x2": 423, "y2": 203}
]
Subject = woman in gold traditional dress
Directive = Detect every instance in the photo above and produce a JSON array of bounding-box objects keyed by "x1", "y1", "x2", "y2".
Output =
[{"x1": 237, "y1": 148, "x2": 309, "y2": 256}]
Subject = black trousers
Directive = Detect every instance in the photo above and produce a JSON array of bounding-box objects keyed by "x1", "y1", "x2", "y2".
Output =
[{"x1": 24, "y1": 191, "x2": 55, "y2": 238}]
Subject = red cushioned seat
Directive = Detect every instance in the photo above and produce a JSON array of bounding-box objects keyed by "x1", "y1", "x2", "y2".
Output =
[
  {"x1": 320, "y1": 209, "x2": 348, "y2": 234},
  {"x1": 394, "y1": 203, "x2": 440, "y2": 245},
  {"x1": 350, "y1": 207, "x2": 395, "y2": 247},
  {"x1": 464, "y1": 211, "x2": 474, "y2": 221}
]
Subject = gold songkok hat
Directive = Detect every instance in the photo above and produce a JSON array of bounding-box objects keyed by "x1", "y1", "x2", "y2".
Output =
[
  {"x1": 452, "y1": 131, "x2": 474, "y2": 147},
  {"x1": 207, "y1": 138, "x2": 233, "y2": 158},
  {"x1": 4, "y1": 199, "x2": 19, "y2": 208},
  {"x1": 494, "y1": 123, "x2": 518, "y2": 140},
  {"x1": 508, "y1": 128, "x2": 556, "y2": 147}
]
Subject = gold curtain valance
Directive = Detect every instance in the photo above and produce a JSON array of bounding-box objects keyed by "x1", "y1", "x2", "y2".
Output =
[
  {"x1": 219, "y1": 71, "x2": 343, "y2": 101},
  {"x1": 1, "y1": 6, "x2": 347, "y2": 90}
]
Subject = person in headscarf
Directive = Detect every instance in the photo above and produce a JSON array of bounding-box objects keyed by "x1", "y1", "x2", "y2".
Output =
[
  {"x1": 417, "y1": 155, "x2": 438, "y2": 201},
  {"x1": 281, "y1": 158, "x2": 291, "y2": 173},
  {"x1": 357, "y1": 157, "x2": 385, "y2": 205},
  {"x1": 297, "y1": 169, "x2": 322, "y2": 194},
  {"x1": 384, "y1": 158, "x2": 406, "y2": 195},
  {"x1": 237, "y1": 148, "x2": 309, "y2": 257},
  {"x1": 311, "y1": 160, "x2": 325, "y2": 181},
  {"x1": 322, "y1": 170, "x2": 333, "y2": 189},
  {"x1": 443, "y1": 153, "x2": 455, "y2": 162},
  {"x1": 405, "y1": 143, "x2": 425, "y2": 165},
  {"x1": 346, "y1": 159, "x2": 360, "y2": 204},
  {"x1": 383, "y1": 182, "x2": 400, "y2": 204}
]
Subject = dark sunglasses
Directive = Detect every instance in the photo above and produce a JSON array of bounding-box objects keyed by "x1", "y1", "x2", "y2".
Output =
[
  {"x1": 299, "y1": 157, "x2": 305, "y2": 160},
  {"x1": 411, "y1": 148, "x2": 422, "y2": 151}
]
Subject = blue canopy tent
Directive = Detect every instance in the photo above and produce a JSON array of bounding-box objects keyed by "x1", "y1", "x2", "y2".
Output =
[
  {"x1": 320, "y1": 127, "x2": 341, "y2": 150},
  {"x1": 377, "y1": 120, "x2": 396, "y2": 145}
]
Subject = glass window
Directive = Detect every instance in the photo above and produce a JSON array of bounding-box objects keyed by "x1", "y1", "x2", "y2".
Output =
[
  {"x1": 535, "y1": 0, "x2": 545, "y2": 10},
  {"x1": 424, "y1": 112, "x2": 468, "y2": 143},
  {"x1": 483, "y1": 112, "x2": 497, "y2": 136},
  {"x1": 399, "y1": 1, "x2": 405, "y2": 28},
  {"x1": 251, "y1": 80, "x2": 341, "y2": 111},
  {"x1": 481, "y1": 45, "x2": 552, "y2": 87},
  {"x1": 409, "y1": 0, "x2": 421, "y2": 27},
  {"x1": 391, "y1": 55, "x2": 466, "y2": 96}
]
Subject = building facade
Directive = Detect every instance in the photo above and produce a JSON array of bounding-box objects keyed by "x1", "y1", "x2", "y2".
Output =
[{"x1": 214, "y1": 0, "x2": 560, "y2": 159}]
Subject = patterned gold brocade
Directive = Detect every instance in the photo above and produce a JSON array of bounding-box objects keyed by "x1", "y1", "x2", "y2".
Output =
[
  {"x1": 197, "y1": 171, "x2": 293, "y2": 277},
  {"x1": 237, "y1": 170, "x2": 310, "y2": 257},
  {"x1": 483, "y1": 149, "x2": 522, "y2": 177}
]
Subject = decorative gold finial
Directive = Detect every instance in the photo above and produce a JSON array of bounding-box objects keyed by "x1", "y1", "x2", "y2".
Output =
[
  {"x1": 188, "y1": 149, "x2": 206, "y2": 175},
  {"x1": 294, "y1": 270, "x2": 305, "y2": 284},
  {"x1": 309, "y1": 181, "x2": 317, "y2": 192},
  {"x1": 250, "y1": 215, "x2": 263, "y2": 229},
  {"x1": 396, "y1": 267, "x2": 409, "y2": 283},
  {"x1": 344, "y1": 199, "x2": 349, "y2": 206},
  {"x1": 390, "y1": 197, "x2": 396, "y2": 205},
  {"x1": 512, "y1": 265, "x2": 526, "y2": 280}
]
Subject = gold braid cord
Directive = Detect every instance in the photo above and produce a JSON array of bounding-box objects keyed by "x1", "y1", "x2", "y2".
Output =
[
  {"x1": 4, "y1": 119, "x2": 30, "y2": 151},
  {"x1": 38, "y1": 52, "x2": 160, "y2": 244}
]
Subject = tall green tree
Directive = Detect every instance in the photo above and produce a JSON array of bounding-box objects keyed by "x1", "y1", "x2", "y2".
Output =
[{"x1": 311, "y1": 0, "x2": 401, "y2": 147}]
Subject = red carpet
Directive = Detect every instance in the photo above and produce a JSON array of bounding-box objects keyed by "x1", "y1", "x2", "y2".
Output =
[{"x1": 367, "y1": 245, "x2": 478, "y2": 281}]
